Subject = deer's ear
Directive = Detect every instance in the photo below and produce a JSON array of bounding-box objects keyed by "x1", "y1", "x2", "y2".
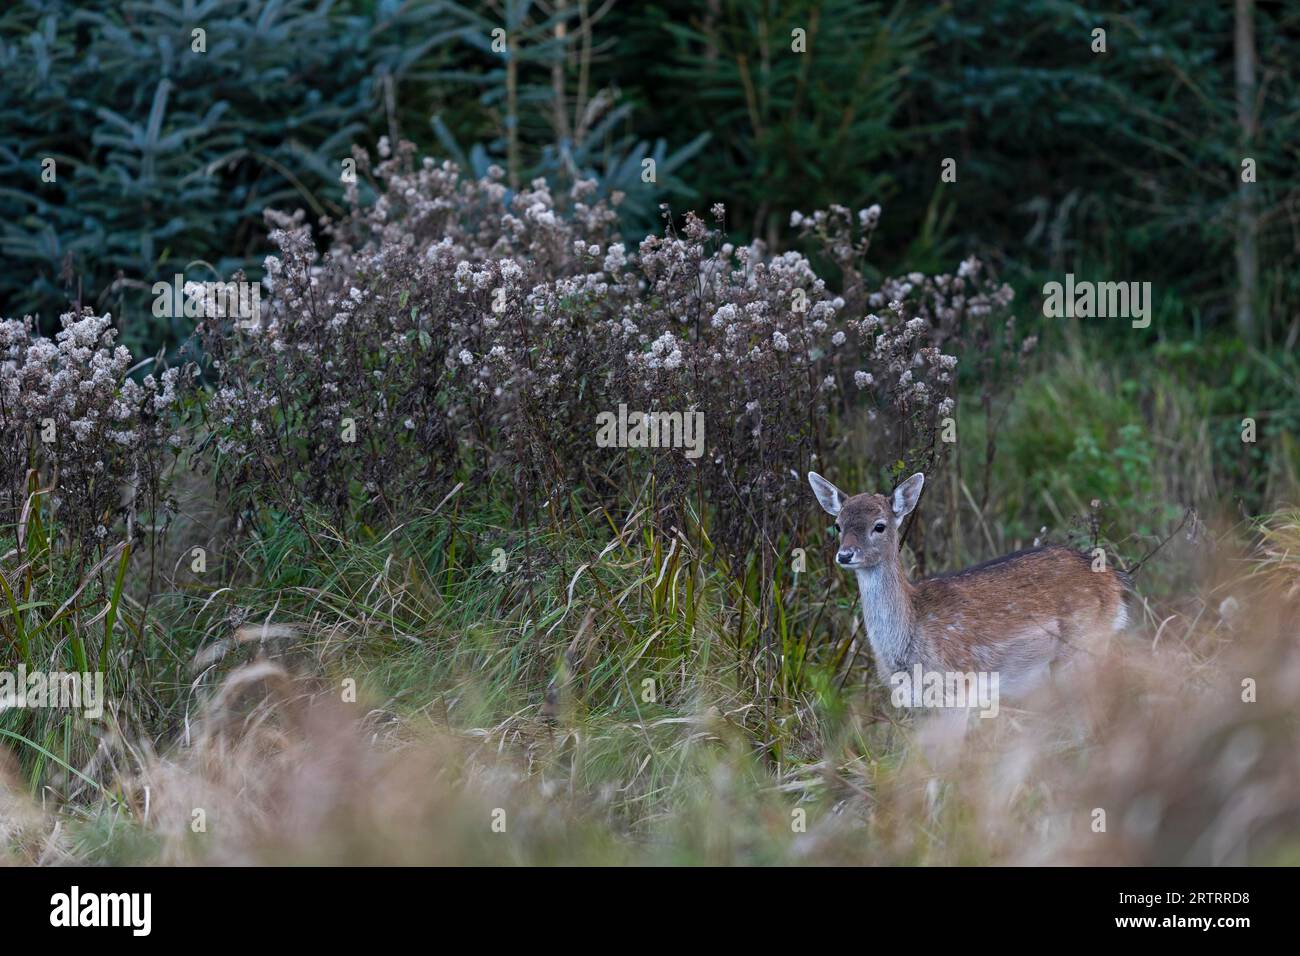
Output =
[
  {"x1": 807, "y1": 472, "x2": 847, "y2": 517},
  {"x1": 891, "y1": 472, "x2": 925, "y2": 525}
]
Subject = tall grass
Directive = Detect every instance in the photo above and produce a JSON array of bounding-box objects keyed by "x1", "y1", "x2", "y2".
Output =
[
  {"x1": 0, "y1": 486, "x2": 143, "y2": 806},
  {"x1": 4, "y1": 479, "x2": 1298, "y2": 865}
]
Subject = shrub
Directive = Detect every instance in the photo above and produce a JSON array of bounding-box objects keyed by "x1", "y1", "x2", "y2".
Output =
[
  {"x1": 200, "y1": 141, "x2": 1018, "y2": 576},
  {"x1": 0, "y1": 308, "x2": 190, "y2": 799},
  {"x1": 0, "y1": 309, "x2": 187, "y2": 554}
]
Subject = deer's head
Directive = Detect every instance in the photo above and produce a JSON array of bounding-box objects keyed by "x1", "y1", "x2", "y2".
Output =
[{"x1": 807, "y1": 471, "x2": 924, "y2": 570}]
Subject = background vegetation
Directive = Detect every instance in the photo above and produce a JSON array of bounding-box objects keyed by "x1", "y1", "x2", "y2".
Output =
[{"x1": 1, "y1": 0, "x2": 1297, "y2": 865}]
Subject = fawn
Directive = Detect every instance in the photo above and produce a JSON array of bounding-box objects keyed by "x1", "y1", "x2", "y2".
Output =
[{"x1": 808, "y1": 471, "x2": 1129, "y2": 697}]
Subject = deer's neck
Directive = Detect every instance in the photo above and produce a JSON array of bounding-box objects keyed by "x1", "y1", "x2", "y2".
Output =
[{"x1": 854, "y1": 560, "x2": 917, "y2": 674}]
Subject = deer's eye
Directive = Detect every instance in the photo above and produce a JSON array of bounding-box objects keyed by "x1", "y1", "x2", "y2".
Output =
[
  {"x1": 873, "y1": 521, "x2": 887, "y2": 534},
  {"x1": 833, "y1": 522, "x2": 840, "y2": 533}
]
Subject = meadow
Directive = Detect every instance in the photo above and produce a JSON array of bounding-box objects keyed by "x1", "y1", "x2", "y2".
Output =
[
  {"x1": 2, "y1": 0, "x2": 1299, "y2": 868},
  {"x1": 2, "y1": 146, "x2": 1297, "y2": 866}
]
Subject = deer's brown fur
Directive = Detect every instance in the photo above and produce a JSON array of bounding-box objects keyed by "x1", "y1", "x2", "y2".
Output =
[{"x1": 809, "y1": 471, "x2": 1129, "y2": 695}]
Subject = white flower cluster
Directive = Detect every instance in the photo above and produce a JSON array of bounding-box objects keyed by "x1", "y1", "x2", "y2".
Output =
[
  {"x1": 1, "y1": 309, "x2": 188, "y2": 546},
  {"x1": 202, "y1": 140, "x2": 1017, "y2": 533}
]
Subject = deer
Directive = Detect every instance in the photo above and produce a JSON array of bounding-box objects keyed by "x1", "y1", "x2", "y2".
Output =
[{"x1": 808, "y1": 470, "x2": 1130, "y2": 701}]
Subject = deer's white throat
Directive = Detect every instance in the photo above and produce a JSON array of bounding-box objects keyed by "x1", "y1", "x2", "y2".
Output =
[{"x1": 854, "y1": 562, "x2": 916, "y2": 673}]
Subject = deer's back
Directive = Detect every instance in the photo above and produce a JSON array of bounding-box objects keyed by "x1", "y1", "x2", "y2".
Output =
[{"x1": 912, "y1": 545, "x2": 1128, "y2": 681}]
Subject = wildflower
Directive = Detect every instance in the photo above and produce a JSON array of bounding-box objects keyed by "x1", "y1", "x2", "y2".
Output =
[{"x1": 603, "y1": 243, "x2": 627, "y2": 272}]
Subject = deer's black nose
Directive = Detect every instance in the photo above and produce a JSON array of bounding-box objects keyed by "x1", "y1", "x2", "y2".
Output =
[{"x1": 836, "y1": 550, "x2": 855, "y2": 565}]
